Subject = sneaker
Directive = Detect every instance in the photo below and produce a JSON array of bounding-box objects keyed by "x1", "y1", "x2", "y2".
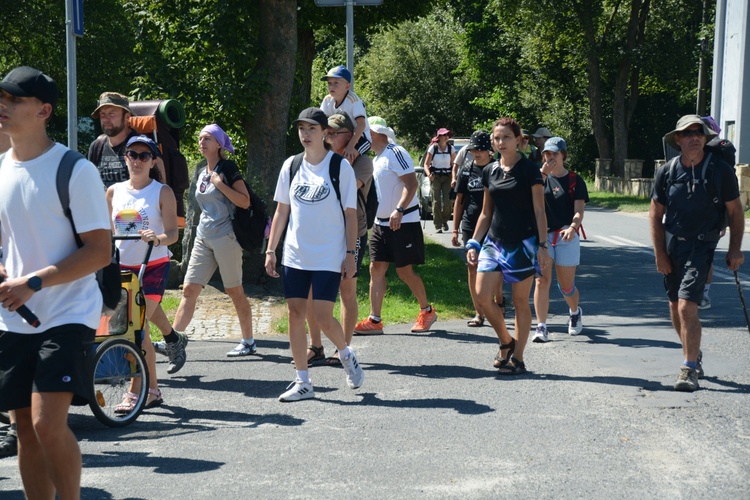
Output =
[
  {"x1": 154, "y1": 332, "x2": 189, "y2": 357},
  {"x1": 278, "y1": 378, "x2": 314, "y2": 402},
  {"x1": 0, "y1": 429, "x2": 18, "y2": 458},
  {"x1": 166, "y1": 338, "x2": 187, "y2": 374},
  {"x1": 411, "y1": 307, "x2": 438, "y2": 333},
  {"x1": 227, "y1": 340, "x2": 257, "y2": 357},
  {"x1": 443, "y1": 222, "x2": 449, "y2": 231},
  {"x1": 568, "y1": 307, "x2": 583, "y2": 335},
  {"x1": 436, "y1": 228, "x2": 443, "y2": 234},
  {"x1": 674, "y1": 366, "x2": 699, "y2": 392},
  {"x1": 696, "y1": 350, "x2": 704, "y2": 379},
  {"x1": 341, "y1": 350, "x2": 365, "y2": 389},
  {"x1": 354, "y1": 317, "x2": 384, "y2": 335},
  {"x1": 532, "y1": 324, "x2": 549, "y2": 343},
  {"x1": 698, "y1": 296, "x2": 711, "y2": 310}
]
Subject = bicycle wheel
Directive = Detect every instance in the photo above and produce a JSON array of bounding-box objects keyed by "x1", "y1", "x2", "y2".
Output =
[{"x1": 88, "y1": 338, "x2": 149, "y2": 427}]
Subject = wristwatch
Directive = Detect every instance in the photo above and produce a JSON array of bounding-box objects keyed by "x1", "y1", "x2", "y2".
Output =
[
  {"x1": 27, "y1": 274, "x2": 42, "y2": 292},
  {"x1": 396, "y1": 206, "x2": 405, "y2": 214},
  {"x1": 539, "y1": 241, "x2": 549, "y2": 250}
]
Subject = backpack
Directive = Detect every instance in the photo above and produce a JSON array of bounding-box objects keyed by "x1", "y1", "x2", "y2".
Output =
[
  {"x1": 57, "y1": 150, "x2": 123, "y2": 313},
  {"x1": 290, "y1": 152, "x2": 345, "y2": 221},
  {"x1": 215, "y1": 161, "x2": 270, "y2": 252},
  {"x1": 89, "y1": 105, "x2": 190, "y2": 223},
  {"x1": 358, "y1": 183, "x2": 379, "y2": 230}
]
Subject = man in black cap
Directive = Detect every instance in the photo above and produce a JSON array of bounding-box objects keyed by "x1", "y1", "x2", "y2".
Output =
[
  {"x1": 88, "y1": 91, "x2": 140, "y2": 187},
  {"x1": 0, "y1": 66, "x2": 111, "y2": 498},
  {"x1": 650, "y1": 114, "x2": 744, "y2": 392}
]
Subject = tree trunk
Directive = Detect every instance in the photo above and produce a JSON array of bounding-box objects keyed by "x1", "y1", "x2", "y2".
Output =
[
  {"x1": 296, "y1": 26, "x2": 315, "y2": 113},
  {"x1": 245, "y1": 0, "x2": 298, "y2": 198}
]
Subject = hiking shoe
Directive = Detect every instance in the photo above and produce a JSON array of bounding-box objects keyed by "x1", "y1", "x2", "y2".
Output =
[
  {"x1": 227, "y1": 340, "x2": 257, "y2": 357},
  {"x1": 278, "y1": 378, "x2": 314, "y2": 402},
  {"x1": 154, "y1": 332, "x2": 189, "y2": 357},
  {"x1": 443, "y1": 222, "x2": 449, "y2": 231},
  {"x1": 696, "y1": 350, "x2": 704, "y2": 379},
  {"x1": 341, "y1": 350, "x2": 364, "y2": 389},
  {"x1": 166, "y1": 338, "x2": 187, "y2": 374},
  {"x1": 0, "y1": 429, "x2": 17, "y2": 458},
  {"x1": 532, "y1": 324, "x2": 549, "y2": 343},
  {"x1": 568, "y1": 307, "x2": 583, "y2": 335},
  {"x1": 698, "y1": 296, "x2": 711, "y2": 310},
  {"x1": 411, "y1": 307, "x2": 437, "y2": 333},
  {"x1": 674, "y1": 366, "x2": 699, "y2": 392},
  {"x1": 354, "y1": 317, "x2": 384, "y2": 335}
]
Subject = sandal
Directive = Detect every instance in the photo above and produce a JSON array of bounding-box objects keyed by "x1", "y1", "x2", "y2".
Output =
[
  {"x1": 290, "y1": 345, "x2": 326, "y2": 366},
  {"x1": 467, "y1": 315, "x2": 485, "y2": 327},
  {"x1": 324, "y1": 349, "x2": 342, "y2": 367},
  {"x1": 114, "y1": 392, "x2": 138, "y2": 414},
  {"x1": 492, "y1": 338, "x2": 515, "y2": 369},
  {"x1": 497, "y1": 356, "x2": 527, "y2": 376},
  {"x1": 145, "y1": 388, "x2": 163, "y2": 409}
]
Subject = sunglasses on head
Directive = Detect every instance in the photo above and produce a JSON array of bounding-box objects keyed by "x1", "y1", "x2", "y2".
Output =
[
  {"x1": 125, "y1": 150, "x2": 155, "y2": 161},
  {"x1": 679, "y1": 129, "x2": 705, "y2": 138},
  {"x1": 199, "y1": 174, "x2": 210, "y2": 193}
]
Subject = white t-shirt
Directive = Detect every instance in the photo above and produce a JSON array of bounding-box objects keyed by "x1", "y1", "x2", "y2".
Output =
[
  {"x1": 110, "y1": 180, "x2": 171, "y2": 266},
  {"x1": 320, "y1": 90, "x2": 372, "y2": 144},
  {"x1": 373, "y1": 144, "x2": 420, "y2": 225},
  {"x1": 427, "y1": 143, "x2": 453, "y2": 173},
  {"x1": 273, "y1": 151, "x2": 357, "y2": 272},
  {"x1": 0, "y1": 144, "x2": 110, "y2": 332}
]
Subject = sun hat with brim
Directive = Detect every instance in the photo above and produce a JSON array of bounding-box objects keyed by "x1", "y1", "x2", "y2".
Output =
[
  {"x1": 663, "y1": 114, "x2": 716, "y2": 149},
  {"x1": 368, "y1": 116, "x2": 396, "y2": 144},
  {"x1": 91, "y1": 92, "x2": 131, "y2": 119},
  {"x1": 436, "y1": 127, "x2": 453, "y2": 138},
  {"x1": 466, "y1": 130, "x2": 492, "y2": 151},
  {"x1": 0, "y1": 66, "x2": 58, "y2": 108},
  {"x1": 328, "y1": 113, "x2": 355, "y2": 132},
  {"x1": 293, "y1": 107, "x2": 329, "y2": 128},
  {"x1": 542, "y1": 137, "x2": 568, "y2": 154},
  {"x1": 532, "y1": 127, "x2": 553, "y2": 139},
  {"x1": 126, "y1": 135, "x2": 161, "y2": 158}
]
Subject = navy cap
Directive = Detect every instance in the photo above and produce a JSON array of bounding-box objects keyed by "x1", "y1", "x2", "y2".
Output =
[
  {"x1": 321, "y1": 65, "x2": 352, "y2": 84},
  {"x1": 542, "y1": 137, "x2": 568, "y2": 154},
  {"x1": 126, "y1": 135, "x2": 161, "y2": 157}
]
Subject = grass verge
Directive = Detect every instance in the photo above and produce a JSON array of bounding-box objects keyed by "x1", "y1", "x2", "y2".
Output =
[{"x1": 587, "y1": 191, "x2": 650, "y2": 212}]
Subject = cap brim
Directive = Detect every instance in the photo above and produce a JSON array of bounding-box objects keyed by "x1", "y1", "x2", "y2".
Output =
[
  {"x1": 0, "y1": 81, "x2": 31, "y2": 98},
  {"x1": 91, "y1": 104, "x2": 131, "y2": 119}
]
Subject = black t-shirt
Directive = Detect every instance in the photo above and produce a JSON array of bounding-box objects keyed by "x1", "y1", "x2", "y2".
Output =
[
  {"x1": 652, "y1": 154, "x2": 739, "y2": 239},
  {"x1": 482, "y1": 156, "x2": 543, "y2": 243},
  {"x1": 544, "y1": 172, "x2": 589, "y2": 231},
  {"x1": 455, "y1": 160, "x2": 493, "y2": 233},
  {"x1": 88, "y1": 130, "x2": 140, "y2": 188}
]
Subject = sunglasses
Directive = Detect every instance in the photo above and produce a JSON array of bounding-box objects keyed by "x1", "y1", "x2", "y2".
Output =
[
  {"x1": 679, "y1": 129, "x2": 705, "y2": 138},
  {"x1": 125, "y1": 150, "x2": 155, "y2": 161},
  {"x1": 199, "y1": 174, "x2": 210, "y2": 193}
]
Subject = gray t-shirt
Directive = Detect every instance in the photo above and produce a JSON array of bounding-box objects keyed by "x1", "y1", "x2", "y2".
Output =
[{"x1": 195, "y1": 160, "x2": 243, "y2": 240}]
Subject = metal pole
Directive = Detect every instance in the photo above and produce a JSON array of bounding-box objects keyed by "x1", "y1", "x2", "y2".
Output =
[
  {"x1": 710, "y1": 0, "x2": 727, "y2": 124},
  {"x1": 695, "y1": 0, "x2": 710, "y2": 115},
  {"x1": 64, "y1": 0, "x2": 78, "y2": 150},
  {"x1": 346, "y1": 0, "x2": 354, "y2": 88}
]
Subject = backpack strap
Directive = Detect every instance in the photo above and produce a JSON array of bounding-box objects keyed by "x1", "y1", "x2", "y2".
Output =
[
  {"x1": 567, "y1": 171, "x2": 577, "y2": 203},
  {"x1": 57, "y1": 150, "x2": 87, "y2": 248},
  {"x1": 88, "y1": 135, "x2": 107, "y2": 167}
]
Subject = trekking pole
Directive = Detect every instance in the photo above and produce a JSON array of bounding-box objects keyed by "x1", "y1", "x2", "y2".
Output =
[{"x1": 733, "y1": 270, "x2": 750, "y2": 335}]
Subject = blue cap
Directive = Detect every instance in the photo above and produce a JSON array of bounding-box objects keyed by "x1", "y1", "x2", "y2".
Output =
[
  {"x1": 126, "y1": 135, "x2": 161, "y2": 157},
  {"x1": 542, "y1": 137, "x2": 567, "y2": 154},
  {"x1": 321, "y1": 65, "x2": 352, "y2": 84}
]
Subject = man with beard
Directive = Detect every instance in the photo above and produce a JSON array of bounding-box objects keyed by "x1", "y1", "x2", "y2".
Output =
[{"x1": 88, "y1": 92, "x2": 140, "y2": 188}]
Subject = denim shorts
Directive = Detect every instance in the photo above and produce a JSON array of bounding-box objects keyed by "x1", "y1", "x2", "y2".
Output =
[{"x1": 546, "y1": 227, "x2": 581, "y2": 267}]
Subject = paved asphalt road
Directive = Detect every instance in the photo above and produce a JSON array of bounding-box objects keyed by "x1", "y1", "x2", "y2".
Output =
[{"x1": 1, "y1": 207, "x2": 750, "y2": 498}]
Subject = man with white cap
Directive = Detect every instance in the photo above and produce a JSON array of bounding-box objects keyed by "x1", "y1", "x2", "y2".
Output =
[
  {"x1": 354, "y1": 117, "x2": 438, "y2": 335},
  {"x1": 650, "y1": 114, "x2": 744, "y2": 392}
]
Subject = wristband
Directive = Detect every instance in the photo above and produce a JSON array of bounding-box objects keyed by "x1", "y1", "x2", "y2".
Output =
[
  {"x1": 465, "y1": 239, "x2": 481, "y2": 253},
  {"x1": 265, "y1": 250, "x2": 276, "y2": 255},
  {"x1": 346, "y1": 250, "x2": 356, "y2": 255}
]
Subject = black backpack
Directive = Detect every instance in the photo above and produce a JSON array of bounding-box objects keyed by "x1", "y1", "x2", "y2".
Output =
[
  {"x1": 57, "y1": 150, "x2": 123, "y2": 312},
  {"x1": 290, "y1": 152, "x2": 345, "y2": 221},
  {"x1": 215, "y1": 161, "x2": 270, "y2": 252}
]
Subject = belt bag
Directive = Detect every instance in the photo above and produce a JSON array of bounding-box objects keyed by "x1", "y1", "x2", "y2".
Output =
[{"x1": 377, "y1": 204, "x2": 419, "y2": 223}]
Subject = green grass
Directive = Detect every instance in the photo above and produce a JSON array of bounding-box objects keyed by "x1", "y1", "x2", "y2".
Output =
[
  {"x1": 148, "y1": 295, "x2": 181, "y2": 342},
  {"x1": 273, "y1": 238, "x2": 475, "y2": 332},
  {"x1": 587, "y1": 191, "x2": 651, "y2": 212}
]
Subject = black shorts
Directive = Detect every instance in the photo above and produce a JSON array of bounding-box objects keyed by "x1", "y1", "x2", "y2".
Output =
[
  {"x1": 0, "y1": 324, "x2": 95, "y2": 411},
  {"x1": 353, "y1": 234, "x2": 368, "y2": 278},
  {"x1": 664, "y1": 239, "x2": 716, "y2": 303},
  {"x1": 369, "y1": 222, "x2": 425, "y2": 268}
]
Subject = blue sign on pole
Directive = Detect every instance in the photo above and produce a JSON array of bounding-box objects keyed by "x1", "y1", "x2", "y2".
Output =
[{"x1": 73, "y1": 0, "x2": 84, "y2": 37}]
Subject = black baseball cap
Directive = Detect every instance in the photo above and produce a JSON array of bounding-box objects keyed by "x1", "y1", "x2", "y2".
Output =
[
  {"x1": 0, "y1": 66, "x2": 59, "y2": 108},
  {"x1": 293, "y1": 107, "x2": 329, "y2": 128}
]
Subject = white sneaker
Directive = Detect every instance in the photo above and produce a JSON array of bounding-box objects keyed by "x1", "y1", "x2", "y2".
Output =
[
  {"x1": 226, "y1": 340, "x2": 257, "y2": 357},
  {"x1": 278, "y1": 378, "x2": 314, "y2": 402},
  {"x1": 568, "y1": 307, "x2": 583, "y2": 335},
  {"x1": 341, "y1": 350, "x2": 364, "y2": 389},
  {"x1": 698, "y1": 296, "x2": 711, "y2": 310},
  {"x1": 532, "y1": 324, "x2": 549, "y2": 343}
]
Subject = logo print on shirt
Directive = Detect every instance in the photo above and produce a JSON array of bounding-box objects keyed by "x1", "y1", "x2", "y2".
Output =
[
  {"x1": 114, "y1": 208, "x2": 146, "y2": 235},
  {"x1": 293, "y1": 182, "x2": 331, "y2": 205},
  {"x1": 467, "y1": 178, "x2": 484, "y2": 191}
]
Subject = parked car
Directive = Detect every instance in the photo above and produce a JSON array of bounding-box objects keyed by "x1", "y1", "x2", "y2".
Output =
[{"x1": 414, "y1": 137, "x2": 470, "y2": 219}]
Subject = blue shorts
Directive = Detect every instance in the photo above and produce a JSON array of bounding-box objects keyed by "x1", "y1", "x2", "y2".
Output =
[
  {"x1": 477, "y1": 233, "x2": 540, "y2": 283},
  {"x1": 282, "y1": 266, "x2": 341, "y2": 302},
  {"x1": 547, "y1": 227, "x2": 581, "y2": 267}
]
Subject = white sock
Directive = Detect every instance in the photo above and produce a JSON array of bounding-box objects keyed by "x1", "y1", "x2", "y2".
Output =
[
  {"x1": 704, "y1": 284, "x2": 711, "y2": 297},
  {"x1": 243, "y1": 338, "x2": 255, "y2": 346},
  {"x1": 339, "y1": 346, "x2": 353, "y2": 360},
  {"x1": 538, "y1": 322, "x2": 546, "y2": 329},
  {"x1": 296, "y1": 370, "x2": 310, "y2": 384}
]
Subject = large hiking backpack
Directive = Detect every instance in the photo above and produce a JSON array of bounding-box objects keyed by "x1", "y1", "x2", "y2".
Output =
[
  {"x1": 215, "y1": 160, "x2": 270, "y2": 252},
  {"x1": 90, "y1": 100, "x2": 190, "y2": 225}
]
